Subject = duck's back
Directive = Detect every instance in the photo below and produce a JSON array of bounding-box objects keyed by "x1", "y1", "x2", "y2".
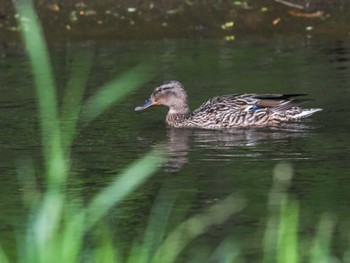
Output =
[
  {"x1": 186, "y1": 93, "x2": 320, "y2": 129},
  {"x1": 189, "y1": 94, "x2": 265, "y2": 128}
]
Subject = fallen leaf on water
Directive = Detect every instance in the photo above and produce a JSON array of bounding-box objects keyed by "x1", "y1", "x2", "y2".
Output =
[
  {"x1": 273, "y1": 17, "x2": 281, "y2": 25},
  {"x1": 47, "y1": 4, "x2": 59, "y2": 12},
  {"x1": 288, "y1": 10, "x2": 325, "y2": 18}
]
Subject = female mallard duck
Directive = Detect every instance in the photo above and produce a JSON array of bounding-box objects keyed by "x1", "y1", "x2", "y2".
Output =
[{"x1": 135, "y1": 80, "x2": 322, "y2": 129}]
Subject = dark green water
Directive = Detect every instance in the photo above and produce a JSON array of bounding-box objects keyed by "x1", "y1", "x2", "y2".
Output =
[{"x1": 1, "y1": 36, "x2": 350, "y2": 260}]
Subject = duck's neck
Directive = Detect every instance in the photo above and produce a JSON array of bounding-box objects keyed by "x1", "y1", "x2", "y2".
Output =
[{"x1": 166, "y1": 105, "x2": 192, "y2": 127}]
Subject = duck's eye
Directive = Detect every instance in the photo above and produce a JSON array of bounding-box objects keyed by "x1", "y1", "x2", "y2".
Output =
[{"x1": 165, "y1": 91, "x2": 175, "y2": 97}]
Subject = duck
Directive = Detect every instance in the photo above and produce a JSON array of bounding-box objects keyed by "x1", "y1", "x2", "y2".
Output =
[{"x1": 134, "y1": 80, "x2": 322, "y2": 129}]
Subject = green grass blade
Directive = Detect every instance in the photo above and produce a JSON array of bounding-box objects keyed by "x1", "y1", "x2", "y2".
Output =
[
  {"x1": 0, "y1": 246, "x2": 10, "y2": 263},
  {"x1": 60, "y1": 206, "x2": 86, "y2": 263},
  {"x1": 277, "y1": 198, "x2": 299, "y2": 263},
  {"x1": 263, "y1": 162, "x2": 294, "y2": 263},
  {"x1": 93, "y1": 226, "x2": 120, "y2": 263},
  {"x1": 13, "y1": 0, "x2": 65, "y2": 186},
  {"x1": 14, "y1": 2, "x2": 67, "y2": 260},
  {"x1": 152, "y1": 194, "x2": 245, "y2": 263},
  {"x1": 80, "y1": 63, "x2": 156, "y2": 124},
  {"x1": 137, "y1": 185, "x2": 178, "y2": 263},
  {"x1": 61, "y1": 50, "x2": 94, "y2": 153},
  {"x1": 84, "y1": 148, "x2": 164, "y2": 230},
  {"x1": 310, "y1": 214, "x2": 335, "y2": 263},
  {"x1": 210, "y1": 237, "x2": 242, "y2": 263}
]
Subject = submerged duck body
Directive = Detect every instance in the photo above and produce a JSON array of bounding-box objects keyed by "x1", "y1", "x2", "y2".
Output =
[{"x1": 135, "y1": 80, "x2": 322, "y2": 129}]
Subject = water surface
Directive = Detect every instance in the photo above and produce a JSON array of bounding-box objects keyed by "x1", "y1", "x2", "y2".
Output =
[{"x1": 1, "y1": 36, "x2": 350, "y2": 260}]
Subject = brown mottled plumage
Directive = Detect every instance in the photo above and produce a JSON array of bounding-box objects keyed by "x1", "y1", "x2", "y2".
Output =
[{"x1": 135, "y1": 80, "x2": 322, "y2": 129}]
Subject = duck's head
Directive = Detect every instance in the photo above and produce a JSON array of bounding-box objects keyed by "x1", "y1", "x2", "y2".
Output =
[{"x1": 135, "y1": 80, "x2": 189, "y2": 113}]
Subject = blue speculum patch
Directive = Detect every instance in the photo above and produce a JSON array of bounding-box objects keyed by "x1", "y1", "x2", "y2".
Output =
[{"x1": 251, "y1": 105, "x2": 261, "y2": 111}]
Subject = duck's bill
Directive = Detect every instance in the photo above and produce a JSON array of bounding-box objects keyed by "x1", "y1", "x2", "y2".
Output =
[{"x1": 134, "y1": 99, "x2": 154, "y2": 111}]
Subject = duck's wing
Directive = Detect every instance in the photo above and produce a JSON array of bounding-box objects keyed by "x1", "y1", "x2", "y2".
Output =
[
  {"x1": 194, "y1": 93, "x2": 310, "y2": 113},
  {"x1": 228, "y1": 93, "x2": 311, "y2": 111},
  {"x1": 253, "y1": 94, "x2": 307, "y2": 100},
  {"x1": 193, "y1": 94, "x2": 242, "y2": 114},
  {"x1": 250, "y1": 94, "x2": 311, "y2": 112}
]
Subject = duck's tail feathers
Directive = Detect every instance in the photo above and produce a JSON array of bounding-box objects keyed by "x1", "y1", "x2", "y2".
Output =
[
  {"x1": 291, "y1": 108, "x2": 323, "y2": 119},
  {"x1": 271, "y1": 99, "x2": 311, "y2": 112}
]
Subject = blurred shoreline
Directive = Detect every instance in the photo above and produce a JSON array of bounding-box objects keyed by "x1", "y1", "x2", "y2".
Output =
[{"x1": 1, "y1": 0, "x2": 349, "y2": 41}]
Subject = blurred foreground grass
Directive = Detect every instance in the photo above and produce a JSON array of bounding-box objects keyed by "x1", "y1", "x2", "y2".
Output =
[
  {"x1": 5, "y1": 0, "x2": 164, "y2": 262},
  {"x1": 0, "y1": 1, "x2": 347, "y2": 263}
]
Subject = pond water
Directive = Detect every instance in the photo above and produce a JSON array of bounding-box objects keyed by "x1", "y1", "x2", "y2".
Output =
[{"x1": 1, "y1": 36, "x2": 350, "y2": 260}]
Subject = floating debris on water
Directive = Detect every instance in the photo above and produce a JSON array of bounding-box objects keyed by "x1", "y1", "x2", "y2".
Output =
[
  {"x1": 127, "y1": 7, "x2": 137, "y2": 13},
  {"x1": 224, "y1": 35, "x2": 235, "y2": 41},
  {"x1": 47, "y1": 3, "x2": 60, "y2": 12},
  {"x1": 221, "y1": 21, "x2": 234, "y2": 30},
  {"x1": 273, "y1": 17, "x2": 281, "y2": 25},
  {"x1": 70, "y1": 11, "x2": 78, "y2": 22}
]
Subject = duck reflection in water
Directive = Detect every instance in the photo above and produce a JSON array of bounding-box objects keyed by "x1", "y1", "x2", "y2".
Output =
[{"x1": 164, "y1": 122, "x2": 314, "y2": 172}]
